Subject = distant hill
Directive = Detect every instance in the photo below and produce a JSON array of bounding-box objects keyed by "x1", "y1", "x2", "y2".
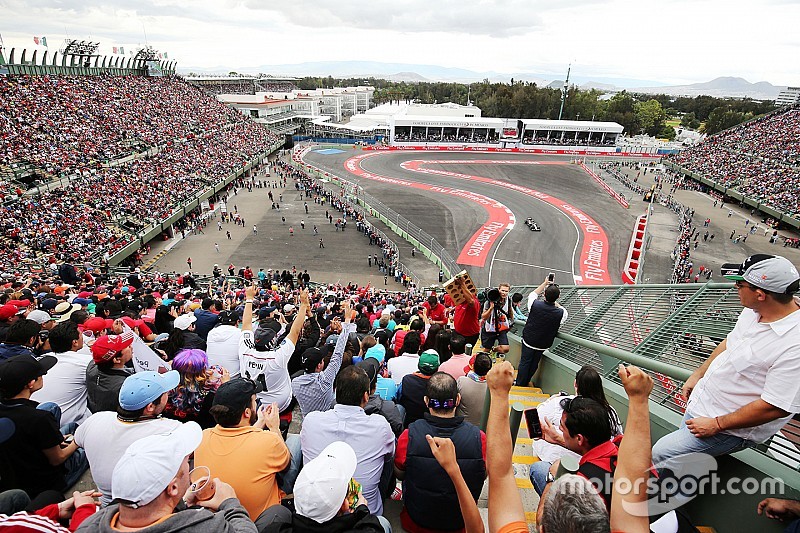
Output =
[{"x1": 631, "y1": 77, "x2": 784, "y2": 100}]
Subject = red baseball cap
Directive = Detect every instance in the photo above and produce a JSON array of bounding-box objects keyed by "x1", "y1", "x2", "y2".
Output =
[
  {"x1": 91, "y1": 331, "x2": 135, "y2": 363},
  {"x1": 82, "y1": 317, "x2": 112, "y2": 334},
  {"x1": 0, "y1": 304, "x2": 18, "y2": 321}
]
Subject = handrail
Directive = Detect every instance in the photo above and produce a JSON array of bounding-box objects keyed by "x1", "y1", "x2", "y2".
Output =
[{"x1": 554, "y1": 331, "x2": 693, "y2": 381}]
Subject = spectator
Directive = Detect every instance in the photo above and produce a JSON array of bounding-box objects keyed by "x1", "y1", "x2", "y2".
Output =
[
  {"x1": 0, "y1": 354, "x2": 88, "y2": 497},
  {"x1": 85, "y1": 331, "x2": 135, "y2": 413},
  {"x1": 653, "y1": 254, "x2": 800, "y2": 468},
  {"x1": 387, "y1": 331, "x2": 422, "y2": 385},
  {"x1": 394, "y1": 372, "x2": 486, "y2": 532},
  {"x1": 258, "y1": 442, "x2": 387, "y2": 533},
  {"x1": 206, "y1": 310, "x2": 243, "y2": 376},
  {"x1": 30, "y1": 321, "x2": 92, "y2": 425},
  {"x1": 300, "y1": 366, "x2": 395, "y2": 516},
  {"x1": 163, "y1": 349, "x2": 228, "y2": 428},
  {"x1": 194, "y1": 298, "x2": 221, "y2": 340},
  {"x1": 0, "y1": 318, "x2": 40, "y2": 361},
  {"x1": 77, "y1": 422, "x2": 257, "y2": 533},
  {"x1": 517, "y1": 278, "x2": 567, "y2": 387},
  {"x1": 456, "y1": 352, "x2": 493, "y2": 427},
  {"x1": 451, "y1": 277, "x2": 481, "y2": 346},
  {"x1": 195, "y1": 378, "x2": 299, "y2": 521},
  {"x1": 171, "y1": 314, "x2": 208, "y2": 352},
  {"x1": 480, "y1": 283, "x2": 513, "y2": 356},
  {"x1": 437, "y1": 333, "x2": 470, "y2": 378},
  {"x1": 75, "y1": 371, "x2": 182, "y2": 507},
  {"x1": 291, "y1": 301, "x2": 353, "y2": 417},
  {"x1": 398, "y1": 350, "x2": 441, "y2": 428},
  {"x1": 361, "y1": 358, "x2": 404, "y2": 438}
]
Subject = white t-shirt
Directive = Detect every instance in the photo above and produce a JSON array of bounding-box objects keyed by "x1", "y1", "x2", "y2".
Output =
[
  {"x1": 74, "y1": 412, "x2": 182, "y2": 506},
  {"x1": 387, "y1": 353, "x2": 420, "y2": 385},
  {"x1": 206, "y1": 325, "x2": 243, "y2": 376},
  {"x1": 31, "y1": 350, "x2": 92, "y2": 425},
  {"x1": 238, "y1": 330, "x2": 295, "y2": 412},
  {"x1": 688, "y1": 305, "x2": 800, "y2": 442}
]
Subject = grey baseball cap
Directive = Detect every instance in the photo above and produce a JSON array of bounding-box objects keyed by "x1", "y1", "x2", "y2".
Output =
[{"x1": 721, "y1": 254, "x2": 800, "y2": 294}]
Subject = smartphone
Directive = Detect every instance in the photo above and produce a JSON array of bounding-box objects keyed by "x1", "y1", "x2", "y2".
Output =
[
  {"x1": 524, "y1": 408, "x2": 543, "y2": 439},
  {"x1": 547, "y1": 272, "x2": 555, "y2": 282}
]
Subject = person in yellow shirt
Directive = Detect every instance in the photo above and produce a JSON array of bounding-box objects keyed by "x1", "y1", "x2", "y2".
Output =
[{"x1": 194, "y1": 378, "x2": 299, "y2": 521}]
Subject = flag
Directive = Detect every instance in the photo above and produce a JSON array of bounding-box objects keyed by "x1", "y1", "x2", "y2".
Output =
[
  {"x1": 120, "y1": 46, "x2": 124, "y2": 54},
  {"x1": 41, "y1": 36, "x2": 47, "y2": 47},
  {"x1": 162, "y1": 52, "x2": 168, "y2": 59},
  {"x1": 113, "y1": 46, "x2": 118, "y2": 54},
  {"x1": 33, "y1": 36, "x2": 39, "y2": 45}
]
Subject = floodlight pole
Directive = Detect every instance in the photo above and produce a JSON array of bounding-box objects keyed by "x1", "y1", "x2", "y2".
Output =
[{"x1": 558, "y1": 63, "x2": 571, "y2": 121}]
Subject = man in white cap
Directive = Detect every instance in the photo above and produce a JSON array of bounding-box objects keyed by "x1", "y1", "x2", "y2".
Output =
[
  {"x1": 653, "y1": 254, "x2": 800, "y2": 465},
  {"x1": 257, "y1": 441, "x2": 386, "y2": 533},
  {"x1": 75, "y1": 370, "x2": 182, "y2": 507},
  {"x1": 77, "y1": 422, "x2": 256, "y2": 532}
]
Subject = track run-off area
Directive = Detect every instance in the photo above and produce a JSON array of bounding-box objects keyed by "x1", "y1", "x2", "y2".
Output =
[{"x1": 302, "y1": 148, "x2": 636, "y2": 287}]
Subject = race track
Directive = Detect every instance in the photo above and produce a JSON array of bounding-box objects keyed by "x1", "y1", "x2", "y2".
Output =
[{"x1": 304, "y1": 148, "x2": 638, "y2": 287}]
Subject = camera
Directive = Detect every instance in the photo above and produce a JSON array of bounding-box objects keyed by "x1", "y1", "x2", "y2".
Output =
[{"x1": 486, "y1": 288, "x2": 501, "y2": 303}]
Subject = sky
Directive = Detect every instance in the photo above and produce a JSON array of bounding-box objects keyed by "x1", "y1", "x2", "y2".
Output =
[{"x1": 1, "y1": 0, "x2": 797, "y2": 86}]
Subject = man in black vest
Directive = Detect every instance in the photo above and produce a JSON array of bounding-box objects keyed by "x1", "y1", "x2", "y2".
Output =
[
  {"x1": 394, "y1": 372, "x2": 486, "y2": 532},
  {"x1": 516, "y1": 278, "x2": 567, "y2": 387}
]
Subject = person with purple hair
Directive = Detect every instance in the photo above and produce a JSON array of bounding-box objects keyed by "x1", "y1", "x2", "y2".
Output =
[{"x1": 163, "y1": 348, "x2": 230, "y2": 428}]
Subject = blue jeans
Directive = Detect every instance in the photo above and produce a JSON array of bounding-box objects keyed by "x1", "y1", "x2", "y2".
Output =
[
  {"x1": 651, "y1": 411, "x2": 755, "y2": 468},
  {"x1": 277, "y1": 434, "x2": 302, "y2": 495},
  {"x1": 36, "y1": 402, "x2": 89, "y2": 490},
  {"x1": 515, "y1": 344, "x2": 544, "y2": 387},
  {"x1": 529, "y1": 460, "x2": 552, "y2": 495}
]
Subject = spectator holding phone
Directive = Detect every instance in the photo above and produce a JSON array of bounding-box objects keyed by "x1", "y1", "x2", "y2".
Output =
[{"x1": 516, "y1": 277, "x2": 567, "y2": 387}]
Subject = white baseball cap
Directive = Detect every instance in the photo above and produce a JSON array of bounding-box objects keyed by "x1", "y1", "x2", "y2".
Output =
[
  {"x1": 173, "y1": 314, "x2": 197, "y2": 330},
  {"x1": 294, "y1": 441, "x2": 357, "y2": 523},
  {"x1": 112, "y1": 422, "x2": 203, "y2": 507},
  {"x1": 722, "y1": 254, "x2": 800, "y2": 294}
]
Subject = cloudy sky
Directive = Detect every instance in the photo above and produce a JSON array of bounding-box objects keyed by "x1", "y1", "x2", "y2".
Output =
[{"x1": 2, "y1": 0, "x2": 797, "y2": 85}]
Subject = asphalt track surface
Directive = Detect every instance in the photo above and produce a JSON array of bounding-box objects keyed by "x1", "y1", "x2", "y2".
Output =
[{"x1": 304, "y1": 148, "x2": 639, "y2": 287}]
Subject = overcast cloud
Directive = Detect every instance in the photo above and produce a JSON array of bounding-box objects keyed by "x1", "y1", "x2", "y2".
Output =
[{"x1": 1, "y1": 0, "x2": 797, "y2": 85}]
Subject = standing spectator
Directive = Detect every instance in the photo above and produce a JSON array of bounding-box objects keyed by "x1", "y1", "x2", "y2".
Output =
[
  {"x1": 452, "y1": 277, "x2": 481, "y2": 346},
  {"x1": 206, "y1": 310, "x2": 243, "y2": 376},
  {"x1": 516, "y1": 278, "x2": 567, "y2": 387},
  {"x1": 480, "y1": 283, "x2": 513, "y2": 356}
]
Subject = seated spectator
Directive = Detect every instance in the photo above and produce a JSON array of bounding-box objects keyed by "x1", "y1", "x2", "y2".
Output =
[
  {"x1": 30, "y1": 321, "x2": 92, "y2": 425},
  {"x1": 372, "y1": 309, "x2": 396, "y2": 332},
  {"x1": 387, "y1": 331, "x2": 422, "y2": 385},
  {"x1": 391, "y1": 318, "x2": 424, "y2": 357},
  {"x1": 195, "y1": 378, "x2": 300, "y2": 521},
  {"x1": 530, "y1": 365, "x2": 623, "y2": 495},
  {"x1": 398, "y1": 350, "x2": 441, "y2": 428},
  {"x1": 239, "y1": 286, "x2": 308, "y2": 414},
  {"x1": 361, "y1": 358, "x2": 404, "y2": 438},
  {"x1": 85, "y1": 331, "x2": 135, "y2": 413},
  {"x1": 0, "y1": 354, "x2": 88, "y2": 497},
  {"x1": 164, "y1": 349, "x2": 228, "y2": 428},
  {"x1": 171, "y1": 314, "x2": 208, "y2": 351},
  {"x1": 0, "y1": 489, "x2": 100, "y2": 532},
  {"x1": 758, "y1": 498, "x2": 800, "y2": 533},
  {"x1": 78, "y1": 422, "x2": 257, "y2": 532},
  {"x1": 194, "y1": 298, "x2": 221, "y2": 340},
  {"x1": 301, "y1": 366, "x2": 395, "y2": 516},
  {"x1": 456, "y1": 352, "x2": 492, "y2": 427},
  {"x1": 75, "y1": 370, "x2": 182, "y2": 507},
  {"x1": 394, "y1": 372, "x2": 486, "y2": 533},
  {"x1": 437, "y1": 334, "x2": 470, "y2": 378},
  {"x1": 206, "y1": 310, "x2": 243, "y2": 376},
  {"x1": 0, "y1": 318, "x2": 40, "y2": 361},
  {"x1": 259, "y1": 442, "x2": 387, "y2": 533}
]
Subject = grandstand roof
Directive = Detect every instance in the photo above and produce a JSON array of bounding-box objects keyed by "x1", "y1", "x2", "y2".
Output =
[{"x1": 393, "y1": 115, "x2": 503, "y2": 128}]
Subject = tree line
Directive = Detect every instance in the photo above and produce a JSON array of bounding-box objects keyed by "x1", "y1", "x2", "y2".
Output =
[{"x1": 294, "y1": 76, "x2": 778, "y2": 138}]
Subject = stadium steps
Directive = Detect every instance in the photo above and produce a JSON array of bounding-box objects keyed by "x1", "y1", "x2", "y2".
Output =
[{"x1": 142, "y1": 249, "x2": 170, "y2": 271}]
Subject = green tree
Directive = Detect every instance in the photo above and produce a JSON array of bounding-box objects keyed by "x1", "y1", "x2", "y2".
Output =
[
  {"x1": 680, "y1": 112, "x2": 701, "y2": 130},
  {"x1": 703, "y1": 107, "x2": 749, "y2": 134},
  {"x1": 634, "y1": 99, "x2": 666, "y2": 136}
]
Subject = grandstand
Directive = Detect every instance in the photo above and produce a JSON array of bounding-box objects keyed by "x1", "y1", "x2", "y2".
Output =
[{"x1": 186, "y1": 75, "x2": 299, "y2": 96}]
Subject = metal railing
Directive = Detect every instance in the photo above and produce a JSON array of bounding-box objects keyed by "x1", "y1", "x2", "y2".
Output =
[{"x1": 511, "y1": 281, "x2": 800, "y2": 472}]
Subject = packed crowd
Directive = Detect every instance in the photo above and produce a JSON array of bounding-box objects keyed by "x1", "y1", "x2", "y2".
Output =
[
  {"x1": 669, "y1": 106, "x2": 800, "y2": 217},
  {"x1": 521, "y1": 134, "x2": 617, "y2": 147},
  {"x1": 392, "y1": 131, "x2": 500, "y2": 144},
  {"x1": 0, "y1": 74, "x2": 282, "y2": 273},
  {"x1": 2, "y1": 248, "x2": 798, "y2": 533}
]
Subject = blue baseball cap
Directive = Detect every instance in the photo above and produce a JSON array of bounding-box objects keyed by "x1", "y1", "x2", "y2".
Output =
[{"x1": 119, "y1": 371, "x2": 180, "y2": 410}]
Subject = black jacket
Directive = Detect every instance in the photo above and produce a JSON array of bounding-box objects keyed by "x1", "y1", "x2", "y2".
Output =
[
  {"x1": 365, "y1": 394, "x2": 403, "y2": 437},
  {"x1": 263, "y1": 505, "x2": 383, "y2": 533}
]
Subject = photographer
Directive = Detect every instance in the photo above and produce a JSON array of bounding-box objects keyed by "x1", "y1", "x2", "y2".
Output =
[{"x1": 479, "y1": 283, "x2": 512, "y2": 356}]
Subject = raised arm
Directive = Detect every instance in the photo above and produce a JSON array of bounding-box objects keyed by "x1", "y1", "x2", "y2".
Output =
[{"x1": 486, "y1": 361, "x2": 526, "y2": 532}]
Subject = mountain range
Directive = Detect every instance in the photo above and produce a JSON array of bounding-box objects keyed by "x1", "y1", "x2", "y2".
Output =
[{"x1": 178, "y1": 61, "x2": 785, "y2": 100}]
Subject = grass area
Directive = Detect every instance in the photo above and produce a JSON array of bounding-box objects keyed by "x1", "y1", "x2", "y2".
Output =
[{"x1": 666, "y1": 119, "x2": 681, "y2": 128}]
